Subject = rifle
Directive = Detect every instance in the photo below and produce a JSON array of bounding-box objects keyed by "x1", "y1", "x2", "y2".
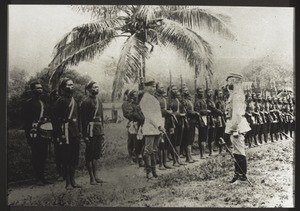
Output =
[
  {"x1": 167, "y1": 69, "x2": 178, "y2": 128},
  {"x1": 180, "y1": 75, "x2": 189, "y2": 128}
]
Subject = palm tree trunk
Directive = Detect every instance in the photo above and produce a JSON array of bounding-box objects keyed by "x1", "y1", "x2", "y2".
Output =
[{"x1": 194, "y1": 64, "x2": 199, "y2": 92}]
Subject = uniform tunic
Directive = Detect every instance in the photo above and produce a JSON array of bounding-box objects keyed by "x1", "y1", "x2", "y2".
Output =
[
  {"x1": 80, "y1": 96, "x2": 104, "y2": 161},
  {"x1": 225, "y1": 85, "x2": 251, "y2": 156},
  {"x1": 52, "y1": 95, "x2": 81, "y2": 166},
  {"x1": 22, "y1": 98, "x2": 50, "y2": 181}
]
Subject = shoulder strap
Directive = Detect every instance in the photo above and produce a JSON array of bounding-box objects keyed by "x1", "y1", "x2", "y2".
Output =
[
  {"x1": 93, "y1": 98, "x2": 99, "y2": 119},
  {"x1": 68, "y1": 97, "x2": 75, "y2": 120},
  {"x1": 39, "y1": 100, "x2": 44, "y2": 120}
]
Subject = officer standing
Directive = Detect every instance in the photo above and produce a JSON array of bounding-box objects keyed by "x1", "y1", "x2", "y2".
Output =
[
  {"x1": 52, "y1": 78, "x2": 82, "y2": 189},
  {"x1": 22, "y1": 81, "x2": 52, "y2": 185},
  {"x1": 81, "y1": 81, "x2": 106, "y2": 185},
  {"x1": 139, "y1": 80, "x2": 164, "y2": 179},
  {"x1": 224, "y1": 73, "x2": 251, "y2": 183}
]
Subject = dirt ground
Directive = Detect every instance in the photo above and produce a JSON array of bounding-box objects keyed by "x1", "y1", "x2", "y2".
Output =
[{"x1": 7, "y1": 126, "x2": 294, "y2": 208}]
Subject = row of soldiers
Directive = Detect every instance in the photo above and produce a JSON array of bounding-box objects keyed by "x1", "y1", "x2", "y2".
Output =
[
  {"x1": 244, "y1": 93, "x2": 295, "y2": 147},
  {"x1": 122, "y1": 81, "x2": 295, "y2": 178},
  {"x1": 22, "y1": 79, "x2": 106, "y2": 188}
]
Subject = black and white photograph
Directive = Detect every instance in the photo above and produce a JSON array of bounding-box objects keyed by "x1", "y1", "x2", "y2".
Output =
[{"x1": 7, "y1": 4, "x2": 295, "y2": 207}]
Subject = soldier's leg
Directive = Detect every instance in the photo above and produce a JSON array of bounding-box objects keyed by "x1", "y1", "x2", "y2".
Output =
[
  {"x1": 135, "y1": 135, "x2": 145, "y2": 167},
  {"x1": 198, "y1": 126, "x2": 207, "y2": 158},
  {"x1": 85, "y1": 138, "x2": 96, "y2": 184},
  {"x1": 207, "y1": 127, "x2": 214, "y2": 155},
  {"x1": 128, "y1": 133, "x2": 136, "y2": 163},
  {"x1": 39, "y1": 140, "x2": 49, "y2": 183},
  {"x1": 263, "y1": 123, "x2": 268, "y2": 143},
  {"x1": 162, "y1": 133, "x2": 172, "y2": 169},
  {"x1": 158, "y1": 139, "x2": 165, "y2": 170},
  {"x1": 187, "y1": 124, "x2": 196, "y2": 162},
  {"x1": 67, "y1": 137, "x2": 81, "y2": 188},
  {"x1": 54, "y1": 142, "x2": 64, "y2": 180}
]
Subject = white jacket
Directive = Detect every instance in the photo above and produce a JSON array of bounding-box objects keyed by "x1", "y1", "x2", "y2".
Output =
[
  {"x1": 139, "y1": 92, "x2": 164, "y2": 135},
  {"x1": 225, "y1": 84, "x2": 251, "y2": 134}
]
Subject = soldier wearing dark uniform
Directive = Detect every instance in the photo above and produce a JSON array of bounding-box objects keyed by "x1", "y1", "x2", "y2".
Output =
[
  {"x1": 214, "y1": 89, "x2": 226, "y2": 153},
  {"x1": 269, "y1": 97, "x2": 279, "y2": 141},
  {"x1": 275, "y1": 98, "x2": 284, "y2": 140},
  {"x1": 80, "y1": 81, "x2": 106, "y2": 185},
  {"x1": 52, "y1": 78, "x2": 81, "y2": 189},
  {"x1": 259, "y1": 96, "x2": 268, "y2": 143},
  {"x1": 22, "y1": 81, "x2": 52, "y2": 185},
  {"x1": 282, "y1": 98, "x2": 293, "y2": 138},
  {"x1": 168, "y1": 85, "x2": 183, "y2": 166},
  {"x1": 252, "y1": 95, "x2": 263, "y2": 145},
  {"x1": 180, "y1": 86, "x2": 197, "y2": 163},
  {"x1": 49, "y1": 89, "x2": 64, "y2": 181},
  {"x1": 263, "y1": 96, "x2": 273, "y2": 143},
  {"x1": 206, "y1": 89, "x2": 223, "y2": 155},
  {"x1": 154, "y1": 83, "x2": 173, "y2": 170},
  {"x1": 194, "y1": 88, "x2": 211, "y2": 159}
]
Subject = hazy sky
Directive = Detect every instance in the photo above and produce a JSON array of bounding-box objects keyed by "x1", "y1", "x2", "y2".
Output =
[{"x1": 8, "y1": 5, "x2": 294, "y2": 85}]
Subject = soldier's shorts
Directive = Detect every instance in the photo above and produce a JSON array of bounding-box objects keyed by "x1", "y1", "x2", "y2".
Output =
[
  {"x1": 62, "y1": 136, "x2": 80, "y2": 166},
  {"x1": 85, "y1": 135, "x2": 104, "y2": 162}
]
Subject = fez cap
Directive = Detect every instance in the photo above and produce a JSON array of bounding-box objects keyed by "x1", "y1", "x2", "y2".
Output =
[
  {"x1": 226, "y1": 72, "x2": 243, "y2": 81},
  {"x1": 144, "y1": 80, "x2": 156, "y2": 86}
]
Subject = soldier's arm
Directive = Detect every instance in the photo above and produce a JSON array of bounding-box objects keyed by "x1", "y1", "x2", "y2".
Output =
[
  {"x1": 80, "y1": 100, "x2": 88, "y2": 138},
  {"x1": 208, "y1": 101, "x2": 223, "y2": 116},
  {"x1": 21, "y1": 100, "x2": 33, "y2": 140}
]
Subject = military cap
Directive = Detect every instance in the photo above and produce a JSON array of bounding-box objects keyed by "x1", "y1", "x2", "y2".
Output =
[
  {"x1": 144, "y1": 80, "x2": 156, "y2": 86},
  {"x1": 226, "y1": 72, "x2": 243, "y2": 81}
]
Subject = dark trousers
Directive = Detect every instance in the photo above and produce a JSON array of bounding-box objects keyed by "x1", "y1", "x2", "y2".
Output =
[
  {"x1": 31, "y1": 139, "x2": 48, "y2": 181},
  {"x1": 284, "y1": 122, "x2": 292, "y2": 137},
  {"x1": 127, "y1": 132, "x2": 137, "y2": 158},
  {"x1": 54, "y1": 142, "x2": 64, "y2": 176},
  {"x1": 233, "y1": 153, "x2": 247, "y2": 175}
]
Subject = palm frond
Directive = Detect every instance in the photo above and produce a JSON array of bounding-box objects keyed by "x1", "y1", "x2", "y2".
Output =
[
  {"x1": 167, "y1": 8, "x2": 235, "y2": 40},
  {"x1": 111, "y1": 34, "x2": 149, "y2": 101},
  {"x1": 155, "y1": 19, "x2": 213, "y2": 75},
  {"x1": 49, "y1": 36, "x2": 115, "y2": 89},
  {"x1": 132, "y1": 5, "x2": 156, "y2": 25},
  {"x1": 49, "y1": 18, "x2": 124, "y2": 67}
]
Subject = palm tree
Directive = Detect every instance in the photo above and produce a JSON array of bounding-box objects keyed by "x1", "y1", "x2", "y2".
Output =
[{"x1": 49, "y1": 5, "x2": 235, "y2": 101}]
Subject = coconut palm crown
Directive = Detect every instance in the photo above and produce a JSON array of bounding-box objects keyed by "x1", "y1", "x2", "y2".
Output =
[{"x1": 49, "y1": 5, "x2": 235, "y2": 101}]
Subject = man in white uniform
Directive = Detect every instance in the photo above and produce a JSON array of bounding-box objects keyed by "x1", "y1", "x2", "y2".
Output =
[
  {"x1": 139, "y1": 80, "x2": 164, "y2": 179},
  {"x1": 225, "y1": 73, "x2": 251, "y2": 183}
]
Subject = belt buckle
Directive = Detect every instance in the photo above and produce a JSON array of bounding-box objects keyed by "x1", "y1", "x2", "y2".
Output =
[{"x1": 72, "y1": 118, "x2": 77, "y2": 122}]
